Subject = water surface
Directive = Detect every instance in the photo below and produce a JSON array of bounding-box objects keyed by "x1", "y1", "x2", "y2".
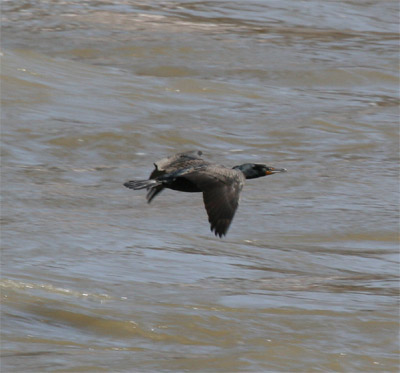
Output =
[{"x1": 1, "y1": 1, "x2": 399, "y2": 372}]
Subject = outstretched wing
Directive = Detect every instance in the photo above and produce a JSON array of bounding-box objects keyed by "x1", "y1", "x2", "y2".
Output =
[
  {"x1": 149, "y1": 150, "x2": 203, "y2": 179},
  {"x1": 183, "y1": 166, "x2": 245, "y2": 237},
  {"x1": 147, "y1": 150, "x2": 203, "y2": 203}
]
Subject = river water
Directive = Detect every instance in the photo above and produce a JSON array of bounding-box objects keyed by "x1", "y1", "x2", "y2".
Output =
[{"x1": 1, "y1": 1, "x2": 399, "y2": 372}]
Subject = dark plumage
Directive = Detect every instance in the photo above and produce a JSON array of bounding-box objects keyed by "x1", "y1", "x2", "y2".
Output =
[{"x1": 124, "y1": 151, "x2": 286, "y2": 237}]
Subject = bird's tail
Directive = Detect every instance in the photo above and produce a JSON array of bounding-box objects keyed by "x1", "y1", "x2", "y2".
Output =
[
  {"x1": 124, "y1": 179, "x2": 165, "y2": 204},
  {"x1": 123, "y1": 179, "x2": 159, "y2": 190}
]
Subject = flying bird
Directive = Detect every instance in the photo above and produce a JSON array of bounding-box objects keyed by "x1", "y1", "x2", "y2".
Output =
[{"x1": 124, "y1": 151, "x2": 286, "y2": 237}]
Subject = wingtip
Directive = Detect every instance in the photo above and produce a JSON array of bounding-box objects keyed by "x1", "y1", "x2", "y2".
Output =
[{"x1": 211, "y1": 227, "x2": 227, "y2": 238}]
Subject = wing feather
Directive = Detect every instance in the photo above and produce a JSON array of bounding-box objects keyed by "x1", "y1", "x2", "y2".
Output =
[
  {"x1": 147, "y1": 151, "x2": 204, "y2": 202},
  {"x1": 150, "y1": 150, "x2": 203, "y2": 179},
  {"x1": 183, "y1": 166, "x2": 245, "y2": 237}
]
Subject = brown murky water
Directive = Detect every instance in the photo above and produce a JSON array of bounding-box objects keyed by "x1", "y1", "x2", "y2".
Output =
[{"x1": 1, "y1": 1, "x2": 399, "y2": 372}]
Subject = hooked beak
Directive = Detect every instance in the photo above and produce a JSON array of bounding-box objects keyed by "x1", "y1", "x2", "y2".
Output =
[{"x1": 266, "y1": 167, "x2": 287, "y2": 175}]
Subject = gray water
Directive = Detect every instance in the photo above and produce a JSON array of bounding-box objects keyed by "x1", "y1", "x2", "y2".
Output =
[{"x1": 1, "y1": 1, "x2": 399, "y2": 372}]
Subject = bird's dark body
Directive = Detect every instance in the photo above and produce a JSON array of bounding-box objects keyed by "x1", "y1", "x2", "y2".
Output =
[
  {"x1": 124, "y1": 150, "x2": 286, "y2": 237},
  {"x1": 159, "y1": 174, "x2": 202, "y2": 193}
]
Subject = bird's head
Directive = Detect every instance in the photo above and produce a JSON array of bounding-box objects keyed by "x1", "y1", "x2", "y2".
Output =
[{"x1": 233, "y1": 163, "x2": 287, "y2": 179}]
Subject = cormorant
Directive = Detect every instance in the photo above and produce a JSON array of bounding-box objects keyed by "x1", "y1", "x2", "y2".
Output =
[{"x1": 124, "y1": 151, "x2": 286, "y2": 237}]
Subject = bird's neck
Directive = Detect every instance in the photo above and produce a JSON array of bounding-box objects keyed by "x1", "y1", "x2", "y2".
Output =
[{"x1": 233, "y1": 164, "x2": 259, "y2": 179}]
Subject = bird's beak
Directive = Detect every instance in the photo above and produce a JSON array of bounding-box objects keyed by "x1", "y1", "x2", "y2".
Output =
[{"x1": 266, "y1": 167, "x2": 287, "y2": 175}]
